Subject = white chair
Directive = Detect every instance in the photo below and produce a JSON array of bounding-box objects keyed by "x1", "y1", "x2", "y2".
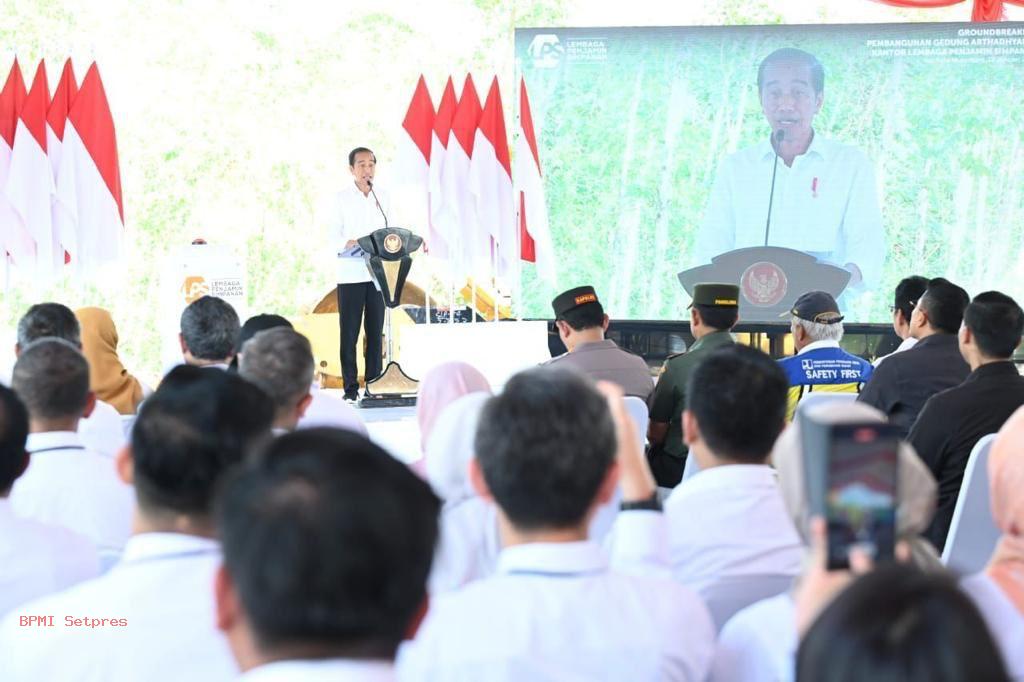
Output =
[
  {"x1": 796, "y1": 391, "x2": 857, "y2": 416},
  {"x1": 622, "y1": 396, "x2": 649, "y2": 452},
  {"x1": 699, "y1": 574, "x2": 795, "y2": 633},
  {"x1": 941, "y1": 434, "x2": 1001, "y2": 575}
]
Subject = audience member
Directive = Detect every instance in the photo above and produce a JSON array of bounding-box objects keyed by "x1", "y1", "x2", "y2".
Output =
[
  {"x1": 214, "y1": 428, "x2": 439, "y2": 680},
  {"x1": 666, "y1": 344, "x2": 802, "y2": 597},
  {"x1": 909, "y1": 291, "x2": 1024, "y2": 551},
  {"x1": 874, "y1": 275, "x2": 929, "y2": 366},
  {"x1": 423, "y1": 393, "x2": 500, "y2": 594},
  {"x1": 648, "y1": 283, "x2": 738, "y2": 487},
  {"x1": 778, "y1": 291, "x2": 872, "y2": 420},
  {"x1": 960, "y1": 405, "x2": 1024, "y2": 680},
  {"x1": 180, "y1": 295, "x2": 241, "y2": 368},
  {"x1": 797, "y1": 563, "x2": 1009, "y2": 682},
  {"x1": 233, "y1": 313, "x2": 367, "y2": 436},
  {"x1": 0, "y1": 366, "x2": 275, "y2": 681},
  {"x1": 858, "y1": 277, "x2": 970, "y2": 436},
  {"x1": 75, "y1": 307, "x2": 148, "y2": 415},
  {"x1": 238, "y1": 328, "x2": 315, "y2": 433},
  {"x1": 8, "y1": 339, "x2": 133, "y2": 565},
  {"x1": 15, "y1": 302, "x2": 126, "y2": 456},
  {"x1": 0, "y1": 384, "x2": 99, "y2": 617},
  {"x1": 545, "y1": 286, "x2": 654, "y2": 400},
  {"x1": 399, "y1": 367, "x2": 714, "y2": 680},
  {"x1": 416, "y1": 361, "x2": 491, "y2": 452},
  {"x1": 712, "y1": 401, "x2": 940, "y2": 682}
]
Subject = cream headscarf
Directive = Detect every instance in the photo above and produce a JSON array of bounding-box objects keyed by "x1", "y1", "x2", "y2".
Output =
[
  {"x1": 986, "y1": 405, "x2": 1024, "y2": 613},
  {"x1": 75, "y1": 307, "x2": 144, "y2": 415},
  {"x1": 771, "y1": 400, "x2": 941, "y2": 570}
]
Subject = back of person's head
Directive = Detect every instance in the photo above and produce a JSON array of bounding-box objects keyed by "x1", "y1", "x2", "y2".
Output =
[
  {"x1": 230, "y1": 314, "x2": 294, "y2": 371},
  {"x1": 693, "y1": 304, "x2": 739, "y2": 331},
  {"x1": 180, "y1": 296, "x2": 241, "y2": 362},
  {"x1": 559, "y1": 302, "x2": 605, "y2": 331},
  {"x1": 797, "y1": 563, "x2": 1009, "y2": 682},
  {"x1": 963, "y1": 291, "x2": 1024, "y2": 360},
  {"x1": 687, "y1": 344, "x2": 788, "y2": 464},
  {"x1": 919, "y1": 278, "x2": 970, "y2": 335},
  {"x1": 551, "y1": 286, "x2": 606, "y2": 332},
  {"x1": 11, "y1": 338, "x2": 91, "y2": 421},
  {"x1": 130, "y1": 366, "x2": 274, "y2": 518},
  {"x1": 238, "y1": 328, "x2": 315, "y2": 413},
  {"x1": 216, "y1": 428, "x2": 439, "y2": 660},
  {"x1": 894, "y1": 276, "x2": 928, "y2": 323},
  {"x1": 474, "y1": 366, "x2": 616, "y2": 531},
  {"x1": 0, "y1": 385, "x2": 29, "y2": 495},
  {"x1": 17, "y1": 302, "x2": 81, "y2": 349}
]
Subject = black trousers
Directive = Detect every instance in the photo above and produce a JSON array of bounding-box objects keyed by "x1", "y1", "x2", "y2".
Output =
[
  {"x1": 647, "y1": 446, "x2": 686, "y2": 489},
  {"x1": 337, "y1": 282, "x2": 385, "y2": 394}
]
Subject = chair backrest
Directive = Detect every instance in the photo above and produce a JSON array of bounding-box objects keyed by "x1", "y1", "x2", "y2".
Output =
[
  {"x1": 622, "y1": 396, "x2": 648, "y2": 452},
  {"x1": 796, "y1": 391, "x2": 858, "y2": 416},
  {"x1": 699, "y1": 574, "x2": 795, "y2": 633},
  {"x1": 941, "y1": 433, "x2": 1001, "y2": 575}
]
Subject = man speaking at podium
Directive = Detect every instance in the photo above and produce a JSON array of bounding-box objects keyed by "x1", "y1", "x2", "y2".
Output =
[
  {"x1": 330, "y1": 147, "x2": 389, "y2": 402},
  {"x1": 694, "y1": 48, "x2": 885, "y2": 291}
]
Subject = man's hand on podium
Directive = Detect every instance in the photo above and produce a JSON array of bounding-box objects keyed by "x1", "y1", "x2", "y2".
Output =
[{"x1": 345, "y1": 239, "x2": 359, "y2": 249}]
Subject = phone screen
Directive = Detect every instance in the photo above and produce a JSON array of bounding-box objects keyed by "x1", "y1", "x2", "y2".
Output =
[{"x1": 825, "y1": 423, "x2": 898, "y2": 570}]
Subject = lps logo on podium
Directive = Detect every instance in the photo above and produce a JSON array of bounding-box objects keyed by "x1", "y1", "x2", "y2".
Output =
[{"x1": 529, "y1": 34, "x2": 564, "y2": 68}]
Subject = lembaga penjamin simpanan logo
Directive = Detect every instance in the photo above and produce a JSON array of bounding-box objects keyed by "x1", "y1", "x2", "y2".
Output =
[{"x1": 529, "y1": 34, "x2": 564, "y2": 68}]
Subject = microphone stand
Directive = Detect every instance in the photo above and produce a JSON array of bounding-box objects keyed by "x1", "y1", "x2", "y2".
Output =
[
  {"x1": 367, "y1": 179, "x2": 389, "y2": 228},
  {"x1": 764, "y1": 129, "x2": 784, "y2": 247}
]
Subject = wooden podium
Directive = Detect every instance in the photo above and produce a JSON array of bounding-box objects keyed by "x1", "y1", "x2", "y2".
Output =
[{"x1": 678, "y1": 247, "x2": 851, "y2": 323}]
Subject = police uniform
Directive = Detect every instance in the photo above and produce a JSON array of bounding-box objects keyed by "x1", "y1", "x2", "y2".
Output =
[
  {"x1": 647, "y1": 283, "x2": 738, "y2": 488},
  {"x1": 777, "y1": 291, "x2": 873, "y2": 420},
  {"x1": 546, "y1": 286, "x2": 653, "y2": 400}
]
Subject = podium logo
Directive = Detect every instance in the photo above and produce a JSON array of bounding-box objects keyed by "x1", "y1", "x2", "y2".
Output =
[
  {"x1": 529, "y1": 35, "x2": 564, "y2": 68},
  {"x1": 742, "y1": 262, "x2": 788, "y2": 307},
  {"x1": 181, "y1": 276, "x2": 210, "y2": 304}
]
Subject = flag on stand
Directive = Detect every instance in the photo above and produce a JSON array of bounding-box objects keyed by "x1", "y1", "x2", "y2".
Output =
[
  {"x1": 55, "y1": 62, "x2": 124, "y2": 276},
  {"x1": 514, "y1": 77, "x2": 556, "y2": 283},
  {"x1": 5, "y1": 60, "x2": 57, "y2": 279},
  {"x1": 468, "y1": 77, "x2": 515, "y2": 280},
  {"x1": 0, "y1": 59, "x2": 35, "y2": 270},
  {"x1": 47, "y1": 58, "x2": 78, "y2": 266},
  {"x1": 437, "y1": 74, "x2": 484, "y2": 279},
  {"x1": 427, "y1": 77, "x2": 456, "y2": 261},
  {"x1": 393, "y1": 75, "x2": 434, "y2": 249}
]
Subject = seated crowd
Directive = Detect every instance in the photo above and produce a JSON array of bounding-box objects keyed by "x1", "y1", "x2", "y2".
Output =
[{"x1": 0, "y1": 277, "x2": 1021, "y2": 681}]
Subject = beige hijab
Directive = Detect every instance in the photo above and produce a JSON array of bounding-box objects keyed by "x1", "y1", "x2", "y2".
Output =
[
  {"x1": 771, "y1": 401, "x2": 941, "y2": 570},
  {"x1": 987, "y1": 405, "x2": 1024, "y2": 613},
  {"x1": 75, "y1": 307, "x2": 144, "y2": 415}
]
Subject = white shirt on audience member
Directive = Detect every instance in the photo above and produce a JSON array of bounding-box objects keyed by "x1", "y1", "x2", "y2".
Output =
[
  {"x1": 428, "y1": 496, "x2": 500, "y2": 595},
  {"x1": 240, "y1": 659, "x2": 394, "y2": 681},
  {"x1": 665, "y1": 464, "x2": 803, "y2": 594},
  {"x1": 0, "y1": 498, "x2": 100, "y2": 618},
  {"x1": 0, "y1": 533, "x2": 236, "y2": 682},
  {"x1": 872, "y1": 336, "x2": 918, "y2": 368},
  {"x1": 961, "y1": 572, "x2": 1024, "y2": 681},
  {"x1": 298, "y1": 384, "x2": 368, "y2": 436},
  {"x1": 9, "y1": 431, "x2": 133, "y2": 567},
  {"x1": 710, "y1": 592, "x2": 796, "y2": 682},
  {"x1": 398, "y1": 513, "x2": 715, "y2": 681},
  {"x1": 79, "y1": 398, "x2": 128, "y2": 457}
]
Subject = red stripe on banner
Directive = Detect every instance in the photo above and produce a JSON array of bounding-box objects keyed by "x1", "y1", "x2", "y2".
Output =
[
  {"x1": 450, "y1": 74, "x2": 482, "y2": 155},
  {"x1": 0, "y1": 59, "x2": 27, "y2": 148},
  {"x1": 478, "y1": 77, "x2": 511, "y2": 178},
  {"x1": 47, "y1": 58, "x2": 77, "y2": 141},
  {"x1": 22, "y1": 61, "x2": 49, "y2": 151},
  {"x1": 519, "y1": 191, "x2": 536, "y2": 263},
  {"x1": 402, "y1": 75, "x2": 435, "y2": 163},
  {"x1": 519, "y1": 78, "x2": 541, "y2": 173},
  {"x1": 433, "y1": 77, "x2": 457, "y2": 148},
  {"x1": 68, "y1": 63, "x2": 124, "y2": 223}
]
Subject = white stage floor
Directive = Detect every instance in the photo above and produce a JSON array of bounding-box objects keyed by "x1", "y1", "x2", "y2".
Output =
[{"x1": 358, "y1": 404, "x2": 422, "y2": 466}]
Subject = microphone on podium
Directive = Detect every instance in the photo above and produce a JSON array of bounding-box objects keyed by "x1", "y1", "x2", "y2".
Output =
[
  {"x1": 763, "y1": 129, "x2": 785, "y2": 247},
  {"x1": 367, "y1": 178, "x2": 390, "y2": 228}
]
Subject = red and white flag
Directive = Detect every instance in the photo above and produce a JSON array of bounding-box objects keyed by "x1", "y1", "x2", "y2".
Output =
[
  {"x1": 427, "y1": 77, "x2": 456, "y2": 261},
  {"x1": 54, "y1": 62, "x2": 123, "y2": 276},
  {"x1": 437, "y1": 74, "x2": 484, "y2": 278},
  {"x1": 468, "y1": 77, "x2": 515, "y2": 280},
  {"x1": 0, "y1": 59, "x2": 35, "y2": 269},
  {"x1": 393, "y1": 75, "x2": 434, "y2": 247},
  {"x1": 5, "y1": 60, "x2": 57, "y2": 278},
  {"x1": 514, "y1": 78, "x2": 556, "y2": 283},
  {"x1": 47, "y1": 58, "x2": 77, "y2": 267}
]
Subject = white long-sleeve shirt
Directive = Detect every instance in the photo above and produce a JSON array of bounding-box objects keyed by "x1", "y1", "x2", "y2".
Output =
[{"x1": 330, "y1": 182, "x2": 390, "y2": 284}]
